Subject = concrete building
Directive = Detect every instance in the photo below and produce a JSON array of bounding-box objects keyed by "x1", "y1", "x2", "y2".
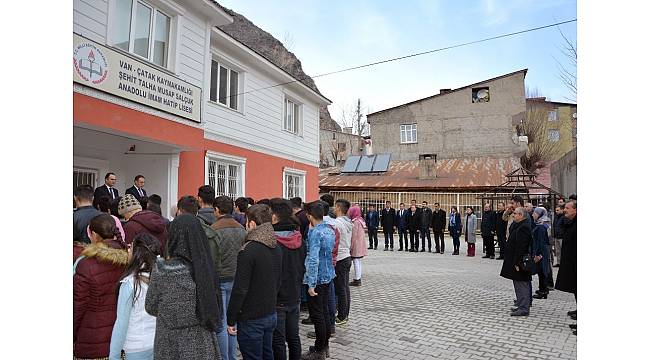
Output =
[
  {"x1": 366, "y1": 69, "x2": 529, "y2": 161},
  {"x1": 73, "y1": 0, "x2": 330, "y2": 217},
  {"x1": 526, "y1": 97, "x2": 577, "y2": 161},
  {"x1": 319, "y1": 127, "x2": 365, "y2": 168}
]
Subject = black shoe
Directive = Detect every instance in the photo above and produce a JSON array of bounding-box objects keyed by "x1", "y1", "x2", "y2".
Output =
[
  {"x1": 428, "y1": 249, "x2": 432, "y2": 253},
  {"x1": 570, "y1": 313, "x2": 577, "y2": 320},
  {"x1": 301, "y1": 317, "x2": 313, "y2": 325},
  {"x1": 304, "y1": 346, "x2": 328, "y2": 359},
  {"x1": 391, "y1": 248, "x2": 394, "y2": 251},
  {"x1": 567, "y1": 310, "x2": 577, "y2": 316},
  {"x1": 569, "y1": 324, "x2": 577, "y2": 329},
  {"x1": 510, "y1": 309, "x2": 529, "y2": 317},
  {"x1": 496, "y1": 256, "x2": 504, "y2": 260},
  {"x1": 367, "y1": 247, "x2": 373, "y2": 250},
  {"x1": 490, "y1": 255, "x2": 495, "y2": 259},
  {"x1": 420, "y1": 249, "x2": 425, "y2": 252},
  {"x1": 553, "y1": 264, "x2": 560, "y2": 267},
  {"x1": 397, "y1": 248, "x2": 403, "y2": 251},
  {"x1": 374, "y1": 246, "x2": 378, "y2": 250},
  {"x1": 532, "y1": 292, "x2": 548, "y2": 299},
  {"x1": 349, "y1": 279, "x2": 361, "y2": 287},
  {"x1": 384, "y1": 247, "x2": 389, "y2": 251},
  {"x1": 482, "y1": 255, "x2": 490, "y2": 258},
  {"x1": 572, "y1": 329, "x2": 577, "y2": 335}
]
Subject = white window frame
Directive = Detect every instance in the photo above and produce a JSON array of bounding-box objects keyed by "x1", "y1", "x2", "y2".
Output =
[
  {"x1": 400, "y1": 124, "x2": 418, "y2": 144},
  {"x1": 283, "y1": 167, "x2": 306, "y2": 199},
  {"x1": 548, "y1": 129, "x2": 560, "y2": 143},
  {"x1": 548, "y1": 109, "x2": 558, "y2": 122},
  {"x1": 205, "y1": 151, "x2": 246, "y2": 198},
  {"x1": 283, "y1": 96, "x2": 302, "y2": 136},
  {"x1": 108, "y1": 0, "x2": 175, "y2": 69},
  {"x1": 209, "y1": 59, "x2": 241, "y2": 111}
]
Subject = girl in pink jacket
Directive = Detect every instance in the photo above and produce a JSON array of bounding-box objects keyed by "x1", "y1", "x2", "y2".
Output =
[{"x1": 348, "y1": 206, "x2": 367, "y2": 286}]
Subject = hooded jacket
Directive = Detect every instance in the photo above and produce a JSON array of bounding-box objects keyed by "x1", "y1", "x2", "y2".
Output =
[
  {"x1": 211, "y1": 215, "x2": 247, "y2": 282},
  {"x1": 273, "y1": 221, "x2": 305, "y2": 305},
  {"x1": 74, "y1": 239, "x2": 128, "y2": 358},
  {"x1": 123, "y1": 210, "x2": 168, "y2": 254},
  {"x1": 227, "y1": 223, "x2": 283, "y2": 325}
]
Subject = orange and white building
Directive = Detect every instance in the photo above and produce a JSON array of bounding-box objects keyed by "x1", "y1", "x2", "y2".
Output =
[{"x1": 73, "y1": 0, "x2": 330, "y2": 216}]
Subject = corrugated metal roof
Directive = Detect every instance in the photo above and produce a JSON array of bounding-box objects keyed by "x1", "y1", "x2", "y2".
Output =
[{"x1": 320, "y1": 157, "x2": 522, "y2": 190}]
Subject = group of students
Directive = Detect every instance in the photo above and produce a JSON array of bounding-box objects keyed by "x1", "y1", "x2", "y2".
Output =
[{"x1": 73, "y1": 181, "x2": 373, "y2": 360}]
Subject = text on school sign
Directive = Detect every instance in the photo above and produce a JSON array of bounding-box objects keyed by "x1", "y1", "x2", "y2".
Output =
[{"x1": 73, "y1": 33, "x2": 201, "y2": 122}]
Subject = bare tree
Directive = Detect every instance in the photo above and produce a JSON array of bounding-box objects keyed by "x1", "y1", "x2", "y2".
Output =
[
  {"x1": 337, "y1": 98, "x2": 368, "y2": 136},
  {"x1": 555, "y1": 27, "x2": 577, "y2": 102},
  {"x1": 520, "y1": 95, "x2": 564, "y2": 172}
]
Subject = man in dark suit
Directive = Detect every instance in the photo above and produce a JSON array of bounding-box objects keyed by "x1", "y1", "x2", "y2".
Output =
[
  {"x1": 365, "y1": 205, "x2": 379, "y2": 250},
  {"x1": 405, "y1": 204, "x2": 421, "y2": 252},
  {"x1": 380, "y1": 201, "x2": 396, "y2": 251},
  {"x1": 420, "y1": 201, "x2": 433, "y2": 252},
  {"x1": 432, "y1": 202, "x2": 447, "y2": 254},
  {"x1": 396, "y1": 203, "x2": 408, "y2": 251},
  {"x1": 125, "y1": 175, "x2": 147, "y2": 203},
  {"x1": 94, "y1": 172, "x2": 119, "y2": 205},
  {"x1": 481, "y1": 202, "x2": 497, "y2": 259}
]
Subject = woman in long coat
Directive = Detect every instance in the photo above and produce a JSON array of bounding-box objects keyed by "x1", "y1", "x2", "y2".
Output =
[
  {"x1": 348, "y1": 206, "x2": 368, "y2": 286},
  {"x1": 463, "y1": 207, "x2": 477, "y2": 257},
  {"x1": 448, "y1": 206, "x2": 462, "y2": 255},
  {"x1": 531, "y1": 207, "x2": 552, "y2": 299},
  {"x1": 499, "y1": 208, "x2": 533, "y2": 316},
  {"x1": 555, "y1": 212, "x2": 577, "y2": 296},
  {"x1": 145, "y1": 215, "x2": 221, "y2": 360}
]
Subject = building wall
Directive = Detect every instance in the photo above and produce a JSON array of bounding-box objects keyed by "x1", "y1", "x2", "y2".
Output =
[
  {"x1": 526, "y1": 100, "x2": 577, "y2": 161},
  {"x1": 551, "y1": 148, "x2": 577, "y2": 197},
  {"x1": 319, "y1": 129, "x2": 364, "y2": 167},
  {"x1": 367, "y1": 71, "x2": 527, "y2": 161}
]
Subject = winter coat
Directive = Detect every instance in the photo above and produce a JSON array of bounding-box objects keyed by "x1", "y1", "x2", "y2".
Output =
[
  {"x1": 495, "y1": 210, "x2": 508, "y2": 239},
  {"x1": 303, "y1": 222, "x2": 336, "y2": 289},
  {"x1": 531, "y1": 224, "x2": 552, "y2": 277},
  {"x1": 211, "y1": 215, "x2": 247, "y2": 282},
  {"x1": 274, "y1": 221, "x2": 305, "y2": 305},
  {"x1": 420, "y1": 207, "x2": 433, "y2": 229},
  {"x1": 406, "y1": 209, "x2": 421, "y2": 231},
  {"x1": 295, "y1": 209, "x2": 310, "y2": 241},
  {"x1": 201, "y1": 222, "x2": 221, "y2": 285},
  {"x1": 380, "y1": 208, "x2": 396, "y2": 232},
  {"x1": 464, "y1": 214, "x2": 477, "y2": 243},
  {"x1": 431, "y1": 209, "x2": 446, "y2": 232},
  {"x1": 333, "y1": 216, "x2": 353, "y2": 261},
  {"x1": 350, "y1": 217, "x2": 368, "y2": 258},
  {"x1": 499, "y1": 220, "x2": 532, "y2": 282},
  {"x1": 145, "y1": 258, "x2": 220, "y2": 360},
  {"x1": 555, "y1": 216, "x2": 577, "y2": 294},
  {"x1": 365, "y1": 210, "x2": 379, "y2": 229},
  {"x1": 553, "y1": 213, "x2": 566, "y2": 239},
  {"x1": 228, "y1": 223, "x2": 283, "y2": 325},
  {"x1": 73, "y1": 205, "x2": 101, "y2": 244},
  {"x1": 396, "y1": 208, "x2": 408, "y2": 231},
  {"x1": 448, "y1": 212, "x2": 462, "y2": 238},
  {"x1": 73, "y1": 239, "x2": 128, "y2": 358},
  {"x1": 197, "y1": 207, "x2": 217, "y2": 225},
  {"x1": 123, "y1": 210, "x2": 168, "y2": 255},
  {"x1": 480, "y1": 210, "x2": 496, "y2": 235}
]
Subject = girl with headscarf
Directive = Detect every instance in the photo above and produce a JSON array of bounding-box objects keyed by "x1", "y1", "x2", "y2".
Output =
[
  {"x1": 531, "y1": 207, "x2": 552, "y2": 299},
  {"x1": 348, "y1": 206, "x2": 368, "y2": 286},
  {"x1": 74, "y1": 213, "x2": 129, "y2": 360},
  {"x1": 145, "y1": 214, "x2": 222, "y2": 359}
]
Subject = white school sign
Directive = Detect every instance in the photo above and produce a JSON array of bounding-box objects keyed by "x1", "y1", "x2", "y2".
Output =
[{"x1": 73, "y1": 33, "x2": 202, "y2": 122}]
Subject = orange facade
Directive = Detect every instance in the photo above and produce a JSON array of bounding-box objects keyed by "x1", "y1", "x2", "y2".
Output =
[{"x1": 74, "y1": 93, "x2": 318, "y2": 202}]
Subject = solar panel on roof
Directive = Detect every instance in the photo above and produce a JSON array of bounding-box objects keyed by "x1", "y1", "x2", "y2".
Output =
[
  {"x1": 372, "y1": 153, "x2": 391, "y2": 172},
  {"x1": 341, "y1": 155, "x2": 361, "y2": 173},
  {"x1": 356, "y1": 155, "x2": 376, "y2": 172}
]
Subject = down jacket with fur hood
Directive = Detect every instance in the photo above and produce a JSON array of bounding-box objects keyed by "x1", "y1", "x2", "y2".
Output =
[{"x1": 73, "y1": 239, "x2": 128, "y2": 358}]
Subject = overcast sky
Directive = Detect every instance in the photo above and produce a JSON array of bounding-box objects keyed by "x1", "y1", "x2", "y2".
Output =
[{"x1": 218, "y1": 0, "x2": 577, "y2": 126}]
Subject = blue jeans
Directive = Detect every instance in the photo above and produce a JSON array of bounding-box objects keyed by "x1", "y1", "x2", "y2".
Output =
[
  {"x1": 327, "y1": 281, "x2": 336, "y2": 328},
  {"x1": 273, "y1": 303, "x2": 301, "y2": 360},
  {"x1": 238, "y1": 312, "x2": 277, "y2": 360},
  {"x1": 216, "y1": 281, "x2": 238, "y2": 360},
  {"x1": 124, "y1": 349, "x2": 154, "y2": 360}
]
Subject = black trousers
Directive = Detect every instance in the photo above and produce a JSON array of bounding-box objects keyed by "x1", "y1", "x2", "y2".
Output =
[
  {"x1": 420, "y1": 227, "x2": 431, "y2": 250},
  {"x1": 383, "y1": 230, "x2": 394, "y2": 248},
  {"x1": 273, "y1": 302, "x2": 301, "y2": 360},
  {"x1": 433, "y1": 230, "x2": 445, "y2": 252},
  {"x1": 409, "y1": 229, "x2": 419, "y2": 250},
  {"x1": 307, "y1": 283, "x2": 331, "y2": 352},
  {"x1": 496, "y1": 233, "x2": 506, "y2": 257},
  {"x1": 483, "y1": 233, "x2": 495, "y2": 257},
  {"x1": 333, "y1": 257, "x2": 351, "y2": 320},
  {"x1": 398, "y1": 228, "x2": 408, "y2": 250},
  {"x1": 368, "y1": 228, "x2": 378, "y2": 248}
]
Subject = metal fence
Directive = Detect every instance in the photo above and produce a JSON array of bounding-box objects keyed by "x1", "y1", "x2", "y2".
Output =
[{"x1": 328, "y1": 190, "x2": 515, "y2": 230}]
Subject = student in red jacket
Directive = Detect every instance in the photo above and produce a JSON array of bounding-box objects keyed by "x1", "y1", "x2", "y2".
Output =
[
  {"x1": 118, "y1": 194, "x2": 168, "y2": 255},
  {"x1": 74, "y1": 213, "x2": 128, "y2": 359}
]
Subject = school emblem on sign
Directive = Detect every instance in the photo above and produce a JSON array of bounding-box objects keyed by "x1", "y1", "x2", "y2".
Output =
[{"x1": 73, "y1": 42, "x2": 108, "y2": 84}]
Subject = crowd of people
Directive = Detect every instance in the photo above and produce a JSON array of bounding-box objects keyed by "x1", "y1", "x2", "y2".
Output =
[{"x1": 73, "y1": 172, "x2": 577, "y2": 360}]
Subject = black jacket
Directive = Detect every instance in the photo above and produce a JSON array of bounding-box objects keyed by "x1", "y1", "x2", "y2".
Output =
[
  {"x1": 273, "y1": 222, "x2": 305, "y2": 305},
  {"x1": 495, "y1": 210, "x2": 508, "y2": 239},
  {"x1": 405, "y1": 209, "x2": 421, "y2": 231},
  {"x1": 125, "y1": 185, "x2": 147, "y2": 202},
  {"x1": 553, "y1": 214, "x2": 566, "y2": 239},
  {"x1": 555, "y1": 216, "x2": 576, "y2": 294},
  {"x1": 480, "y1": 210, "x2": 496, "y2": 235},
  {"x1": 227, "y1": 223, "x2": 282, "y2": 325},
  {"x1": 431, "y1": 209, "x2": 446, "y2": 231},
  {"x1": 380, "y1": 208, "x2": 396, "y2": 231},
  {"x1": 499, "y1": 220, "x2": 532, "y2": 282},
  {"x1": 93, "y1": 185, "x2": 119, "y2": 201},
  {"x1": 73, "y1": 206, "x2": 101, "y2": 244},
  {"x1": 420, "y1": 207, "x2": 433, "y2": 228}
]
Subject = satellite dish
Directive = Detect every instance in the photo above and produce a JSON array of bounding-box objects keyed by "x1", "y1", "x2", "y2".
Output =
[
  {"x1": 572, "y1": 113, "x2": 577, "y2": 119},
  {"x1": 477, "y1": 89, "x2": 489, "y2": 100}
]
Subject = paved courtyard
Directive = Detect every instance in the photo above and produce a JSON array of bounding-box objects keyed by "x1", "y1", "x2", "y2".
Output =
[{"x1": 298, "y1": 239, "x2": 577, "y2": 360}]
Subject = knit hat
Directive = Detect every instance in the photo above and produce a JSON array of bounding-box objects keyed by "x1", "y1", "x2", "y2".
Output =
[{"x1": 118, "y1": 194, "x2": 142, "y2": 216}]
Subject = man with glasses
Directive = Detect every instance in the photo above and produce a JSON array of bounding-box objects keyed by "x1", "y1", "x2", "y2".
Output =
[{"x1": 500, "y1": 207, "x2": 533, "y2": 317}]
